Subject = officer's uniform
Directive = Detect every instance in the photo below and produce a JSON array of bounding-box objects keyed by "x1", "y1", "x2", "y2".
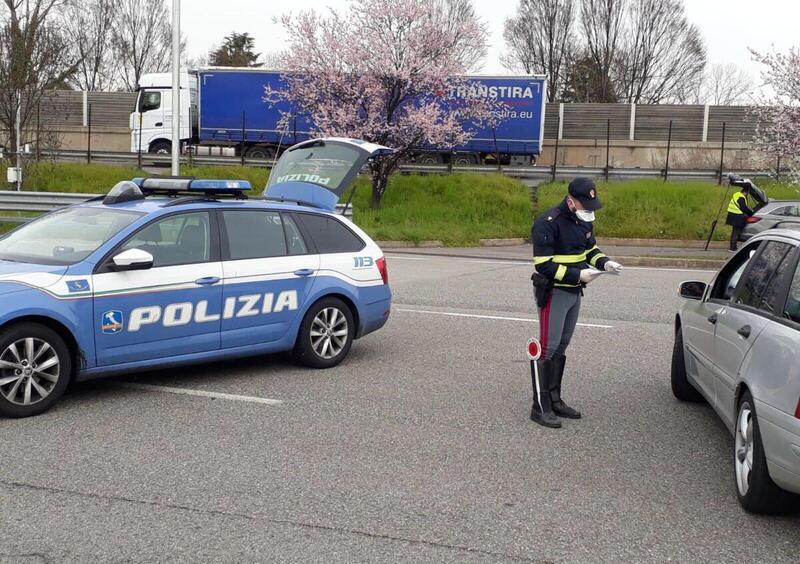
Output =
[
  {"x1": 529, "y1": 178, "x2": 612, "y2": 428},
  {"x1": 725, "y1": 189, "x2": 754, "y2": 251}
]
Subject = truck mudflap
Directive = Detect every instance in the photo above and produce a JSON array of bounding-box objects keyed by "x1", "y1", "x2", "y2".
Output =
[{"x1": 264, "y1": 138, "x2": 393, "y2": 211}]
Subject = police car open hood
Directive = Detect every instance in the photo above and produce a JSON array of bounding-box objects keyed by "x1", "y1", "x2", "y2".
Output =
[{"x1": 265, "y1": 138, "x2": 393, "y2": 211}]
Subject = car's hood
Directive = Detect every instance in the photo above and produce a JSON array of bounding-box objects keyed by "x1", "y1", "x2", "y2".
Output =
[{"x1": 0, "y1": 261, "x2": 69, "y2": 296}]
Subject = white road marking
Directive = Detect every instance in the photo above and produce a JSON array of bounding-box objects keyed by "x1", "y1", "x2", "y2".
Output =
[
  {"x1": 112, "y1": 382, "x2": 283, "y2": 405},
  {"x1": 395, "y1": 308, "x2": 613, "y2": 329}
]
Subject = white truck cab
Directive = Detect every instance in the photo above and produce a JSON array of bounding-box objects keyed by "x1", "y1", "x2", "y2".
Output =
[{"x1": 130, "y1": 72, "x2": 196, "y2": 154}]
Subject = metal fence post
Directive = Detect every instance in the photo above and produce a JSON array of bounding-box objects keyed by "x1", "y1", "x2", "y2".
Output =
[
  {"x1": 718, "y1": 122, "x2": 727, "y2": 185},
  {"x1": 35, "y1": 102, "x2": 41, "y2": 163},
  {"x1": 604, "y1": 119, "x2": 610, "y2": 181},
  {"x1": 240, "y1": 111, "x2": 246, "y2": 166},
  {"x1": 664, "y1": 120, "x2": 673, "y2": 181},
  {"x1": 552, "y1": 111, "x2": 561, "y2": 182},
  {"x1": 137, "y1": 113, "x2": 143, "y2": 170},
  {"x1": 87, "y1": 104, "x2": 92, "y2": 164},
  {"x1": 776, "y1": 155, "x2": 782, "y2": 181}
]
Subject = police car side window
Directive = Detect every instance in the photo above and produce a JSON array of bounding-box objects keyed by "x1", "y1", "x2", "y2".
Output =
[
  {"x1": 296, "y1": 214, "x2": 364, "y2": 254},
  {"x1": 121, "y1": 212, "x2": 211, "y2": 267},
  {"x1": 783, "y1": 260, "x2": 800, "y2": 324},
  {"x1": 735, "y1": 242, "x2": 792, "y2": 309},
  {"x1": 223, "y1": 210, "x2": 288, "y2": 260}
]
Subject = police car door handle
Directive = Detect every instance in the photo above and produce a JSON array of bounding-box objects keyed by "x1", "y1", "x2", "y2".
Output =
[
  {"x1": 194, "y1": 276, "x2": 220, "y2": 286},
  {"x1": 294, "y1": 269, "x2": 314, "y2": 277},
  {"x1": 737, "y1": 325, "x2": 751, "y2": 339},
  {"x1": 707, "y1": 313, "x2": 718, "y2": 325}
]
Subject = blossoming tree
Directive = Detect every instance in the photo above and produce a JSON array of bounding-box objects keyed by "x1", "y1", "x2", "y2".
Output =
[
  {"x1": 267, "y1": 0, "x2": 501, "y2": 208},
  {"x1": 751, "y1": 48, "x2": 800, "y2": 179}
]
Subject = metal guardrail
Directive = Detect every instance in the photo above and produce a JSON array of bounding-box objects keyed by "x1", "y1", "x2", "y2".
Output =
[
  {"x1": 0, "y1": 189, "x2": 352, "y2": 224},
  {"x1": 38, "y1": 149, "x2": 779, "y2": 183}
]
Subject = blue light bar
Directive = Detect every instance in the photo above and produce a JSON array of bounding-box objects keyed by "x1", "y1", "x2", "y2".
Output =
[{"x1": 131, "y1": 177, "x2": 252, "y2": 192}]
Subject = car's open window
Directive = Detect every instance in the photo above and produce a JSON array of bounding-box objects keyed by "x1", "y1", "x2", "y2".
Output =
[
  {"x1": 710, "y1": 242, "x2": 761, "y2": 301},
  {"x1": 734, "y1": 241, "x2": 793, "y2": 310},
  {"x1": 783, "y1": 259, "x2": 800, "y2": 324}
]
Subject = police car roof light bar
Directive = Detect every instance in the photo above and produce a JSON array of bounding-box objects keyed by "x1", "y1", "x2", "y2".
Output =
[{"x1": 130, "y1": 177, "x2": 252, "y2": 199}]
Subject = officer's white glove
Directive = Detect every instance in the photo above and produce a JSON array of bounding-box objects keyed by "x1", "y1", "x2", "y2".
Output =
[
  {"x1": 604, "y1": 260, "x2": 623, "y2": 274},
  {"x1": 579, "y1": 268, "x2": 604, "y2": 284}
]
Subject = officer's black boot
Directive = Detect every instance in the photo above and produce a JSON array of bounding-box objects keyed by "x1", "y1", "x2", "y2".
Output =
[
  {"x1": 530, "y1": 358, "x2": 561, "y2": 428},
  {"x1": 551, "y1": 354, "x2": 582, "y2": 419}
]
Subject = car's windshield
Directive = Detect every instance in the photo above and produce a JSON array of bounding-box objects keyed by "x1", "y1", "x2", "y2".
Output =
[{"x1": 0, "y1": 207, "x2": 142, "y2": 266}]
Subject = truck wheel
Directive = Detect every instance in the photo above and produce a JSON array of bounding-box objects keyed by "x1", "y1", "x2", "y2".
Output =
[
  {"x1": 452, "y1": 154, "x2": 477, "y2": 166},
  {"x1": 149, "y1": 141, "x2": 171, "y2": 154},
  {"x1": 0, "y1": 323, "x2": 72, "y2": 418},
  {"x1": 418, "y1": 153, "x2": 443, "y2": 165},
  {"x1": 245, "y1": 146, "x2": 275, "y2": 160},
  {"x1": 671, "y1": 325, "x2": 703, "y2": 402},
  {"x1": 735, "y1": 391, "x2": 800, "y2": 514},
  {"x1": 294, "y1": 298, "x2": 355, "y2": 369}
]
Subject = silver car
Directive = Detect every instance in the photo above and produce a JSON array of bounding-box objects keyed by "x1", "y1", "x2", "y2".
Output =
[
  {"x1": 673, "y1": 229, "x2": 800, "y2": 514},
  {"x1": 741, "y1": 200, "x2": 800, "y2": 241}
]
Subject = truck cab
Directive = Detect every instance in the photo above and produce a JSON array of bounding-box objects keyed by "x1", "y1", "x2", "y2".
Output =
[{"x1": 130, "y1": 72, "x2": 197, "y2": 154}]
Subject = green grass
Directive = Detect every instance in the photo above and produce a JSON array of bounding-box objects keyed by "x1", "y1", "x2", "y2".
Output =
[
  {"x1": 535, "y1": 179, "x2": 800, "y2": 241},
  {"x1": 346, "y1": 173, "x2": 532, "y2": 245}
]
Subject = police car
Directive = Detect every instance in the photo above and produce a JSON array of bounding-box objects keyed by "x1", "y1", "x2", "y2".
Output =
[{"x1": 0, "y1": 138, "x2": 392, "y2": 418}]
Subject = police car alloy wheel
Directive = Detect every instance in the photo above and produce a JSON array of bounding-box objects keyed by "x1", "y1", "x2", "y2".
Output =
[
  {"x1": 295, "y1": 298, "x2": 355, "y2": 368},
  {"x1": 0, "y1": 323, "x2": 72, "y2": 418}
]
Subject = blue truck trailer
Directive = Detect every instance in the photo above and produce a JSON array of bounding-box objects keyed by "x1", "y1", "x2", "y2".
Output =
[{"x1": 131, "y1": 68, "x2": 546, "y2": 165}]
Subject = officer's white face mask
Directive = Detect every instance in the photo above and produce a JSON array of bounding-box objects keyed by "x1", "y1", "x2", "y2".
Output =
[{"x1": 567, "y1": 197, "x2": 596, "y2": 222}]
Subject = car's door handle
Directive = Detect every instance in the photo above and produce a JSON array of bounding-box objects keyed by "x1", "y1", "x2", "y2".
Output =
[
  {"x1": 294, "y1": 269, "x2": 314, "y2": 277},
  {"x1": 738, "y1": 325, "x2": 751, "y2": 339},
  {"x1": 154, "y1": 122, "x2": 163, "y2": 127},
  {"x1": 194, "y1": 276, "x2": 220, "y2": 286},
  {"x1": 707, "y1": 313, "x2": 718, "y2": 325}
]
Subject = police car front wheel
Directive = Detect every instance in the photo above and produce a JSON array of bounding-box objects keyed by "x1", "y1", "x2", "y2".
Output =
[
  {"x1": 295, "y1": 298, "x2": 355, "y2": 368},
  {"x1": 0, "y1": 323, "x2": 72, "y2": 418}
]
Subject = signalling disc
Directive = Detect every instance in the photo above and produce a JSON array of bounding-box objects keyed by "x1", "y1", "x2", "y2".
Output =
[{"x1": 526, "y1": 338, "x2": 542, "y2": 361}]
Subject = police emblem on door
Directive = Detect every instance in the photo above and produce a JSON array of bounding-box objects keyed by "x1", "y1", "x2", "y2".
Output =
[{"x1": 102, "y1": 310, "x2": 124, "y2": 334}]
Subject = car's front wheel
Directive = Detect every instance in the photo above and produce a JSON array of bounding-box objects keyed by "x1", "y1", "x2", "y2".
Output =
[
  {"x1": 671, "y1": 324, "x2": 703, "y2": 402},
  {"x1": 735, "y1": 391, "x2": 799, "y2": 514},
  {"x1": 0, "y1": 323, "x2": 72, "y2": 418},
  {"x1": 294, "y1": 298, "x2": 355, "y2": 369}
]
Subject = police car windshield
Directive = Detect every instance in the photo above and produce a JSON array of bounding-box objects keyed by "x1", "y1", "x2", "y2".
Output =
[
  {"x1": 0, "y1": 207, "x2": 142, "y2": 266},
  {"x1": 268, "y1": 144, "x2": 362, "y2": 194}
]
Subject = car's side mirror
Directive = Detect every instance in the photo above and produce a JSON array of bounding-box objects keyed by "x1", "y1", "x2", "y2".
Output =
[
  {"x1": 679, "y1": 281, "x2": 707, "y2": 300},
  {"x1": 111, "y1": 248, "x2": 154, "y2": 271}
]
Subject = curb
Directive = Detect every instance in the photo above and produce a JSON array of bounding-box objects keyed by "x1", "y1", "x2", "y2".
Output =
[
  {"x1": 383, "y1": 248, "x2": 726, "y2": 270},
  {"x1": 378, "y1": 237, "x2": 728, "y2": 249}
]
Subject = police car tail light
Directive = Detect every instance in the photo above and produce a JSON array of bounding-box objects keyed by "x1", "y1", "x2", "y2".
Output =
[
  {"x1": 746, "y1": 216, "x2": 761, "y2": 224},
  {"x1": 794, "y1": 397, "x2": 800, "y2": 420},
  {"x1": 376, "y1": 257, "x2": 389, "y2": 284}
]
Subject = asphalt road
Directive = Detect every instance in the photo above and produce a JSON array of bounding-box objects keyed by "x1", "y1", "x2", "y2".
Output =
[{"x1": 1, "y1": 253, "x2": 798, "y2": 563}]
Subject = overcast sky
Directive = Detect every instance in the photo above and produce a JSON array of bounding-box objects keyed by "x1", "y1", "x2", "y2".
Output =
[{"x1": 182, "y1": 0, "x2": 799, "y2": 90}]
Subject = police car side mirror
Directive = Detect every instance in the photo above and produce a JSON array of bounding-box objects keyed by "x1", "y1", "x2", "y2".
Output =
[
  {"x1": 678, "y1": 281, "x2": 707, "y2": 300},
  {"x1": 111, "y1": 248, "x2": 154, "y2": 271}
]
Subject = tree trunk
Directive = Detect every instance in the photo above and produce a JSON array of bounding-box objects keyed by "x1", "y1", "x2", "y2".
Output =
[{"x1": 371, "y1": 172, "x2": 388, "y2": 209}]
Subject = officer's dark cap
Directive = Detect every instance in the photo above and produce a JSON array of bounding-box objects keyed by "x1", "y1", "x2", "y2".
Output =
[{"x1": 568, "y1": 177, "x2": 602, "y2": 211}]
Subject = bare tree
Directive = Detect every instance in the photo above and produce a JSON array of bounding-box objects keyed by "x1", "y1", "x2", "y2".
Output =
[
  {"x1": 64, "y1": 0, "x2": 116, "y2": 91},
  {"x1": 431, "y1": 0, "x2": 489, "y2": 73},
  {"x1": 501, "y1": 0, "x2": 576, "y2": 102},
  {"x1": 0, "y1": 0, "x2": 77, "y2": 154},
  {"x1": 579, "y1": 0, "x2": 625, "y2": 102},
  {"x1": 260, "y1": 51, "x2": 284, "y2": 70},
  {"x1": 111, "y1": 0, "x2": 176, "y2": 91},
  {"x1": 614, "y1": 0, "x2": 706, "y2": 104},
  {"x1": 700, "y1": 62, "x2": 752, "y2": 105}
]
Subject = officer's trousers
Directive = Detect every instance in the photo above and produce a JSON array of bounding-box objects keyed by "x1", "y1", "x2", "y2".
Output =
[{"x1": 538, "y1": 288, "x2": 581, "y2": 359}]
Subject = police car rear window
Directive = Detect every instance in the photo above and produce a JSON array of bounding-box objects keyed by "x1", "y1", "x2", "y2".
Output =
[
  {"x1": 295, "y1": 213, "x2": 364, "y2": 254},
  {"x1": 0, "y1": 207, "x2": 142, "y2": 266}
]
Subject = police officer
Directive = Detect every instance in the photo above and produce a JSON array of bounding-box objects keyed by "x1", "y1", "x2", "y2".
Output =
[
  {"x1": 725, "y1": 183, "x2": 754, "y2": 252},
  {"x1": 529, "y1": 178, "x2": 622, "y2": 428}
]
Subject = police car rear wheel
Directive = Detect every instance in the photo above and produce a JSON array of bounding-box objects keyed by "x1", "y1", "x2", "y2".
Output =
[
  {"x1": 295, "y1": 298, "x2": 354, "y2": 368},
  {"x1": 0, "y1": 323, "x2": 71, "y2": 418}
]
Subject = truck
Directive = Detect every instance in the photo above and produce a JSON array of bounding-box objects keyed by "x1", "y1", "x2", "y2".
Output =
[{"x1": 130, "y1": 68, "x2": 546, "y2": 166}]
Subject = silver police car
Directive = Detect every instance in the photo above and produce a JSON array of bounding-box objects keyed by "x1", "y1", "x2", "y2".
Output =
[{"x1": 673, "y1": 229, "x2": 800, "y2": 514}]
